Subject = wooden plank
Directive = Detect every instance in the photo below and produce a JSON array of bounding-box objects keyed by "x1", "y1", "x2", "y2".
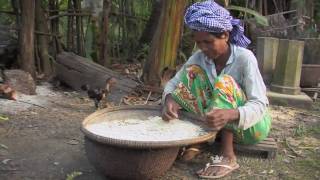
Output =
[{"x1": 213, "y1": 138, "x2": 277, "y2": 159}]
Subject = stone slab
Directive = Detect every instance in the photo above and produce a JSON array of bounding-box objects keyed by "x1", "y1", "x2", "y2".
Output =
[{"x1": 267, "y1": 90, "x2": 313, "y2": 109}]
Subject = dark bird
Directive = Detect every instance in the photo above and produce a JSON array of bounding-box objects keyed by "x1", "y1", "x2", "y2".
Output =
[{"x1": 81, "y1": 77, "x2": 117, "y2": 109}]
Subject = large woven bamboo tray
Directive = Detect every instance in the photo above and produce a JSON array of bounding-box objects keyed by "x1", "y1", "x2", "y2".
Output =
[{"x1": 81, "y1": 105, "x2": 216, "y2": 179}]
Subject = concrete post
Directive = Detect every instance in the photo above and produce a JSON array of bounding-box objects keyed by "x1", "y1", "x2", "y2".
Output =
[
  {"x1": 271, "y1": 39, "x2": 305, "y2": 95},
  {"x1": 256, "y1": 37, "x2": 279, "y2": 85},
  {"x1": 301, "y1": 38, "x2": 320, "y2": 64}
]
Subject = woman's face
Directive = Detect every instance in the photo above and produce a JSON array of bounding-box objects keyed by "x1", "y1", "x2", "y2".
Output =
[{"x1": 193, "y1": 31, "x2": 229, "y2": 60}]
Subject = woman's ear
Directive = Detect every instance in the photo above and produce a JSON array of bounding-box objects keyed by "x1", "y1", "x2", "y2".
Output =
[{"x1": 223, "y1": 32, "x2": 230, "y2": 42}]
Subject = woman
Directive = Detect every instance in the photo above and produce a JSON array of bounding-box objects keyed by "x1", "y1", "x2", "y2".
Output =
[{"x1": 162, "y1": 1, "x2": 271, "y2": 179}]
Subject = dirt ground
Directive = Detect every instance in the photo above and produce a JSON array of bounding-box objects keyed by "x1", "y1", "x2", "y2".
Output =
[{"x1": 0, "y1": 83, "x2": 319, "y2": 180}]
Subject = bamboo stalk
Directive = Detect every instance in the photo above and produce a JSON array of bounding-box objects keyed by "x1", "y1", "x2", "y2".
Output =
[
  {"x1": 66, "y1": 0, "x2": 74, "y2": 51},
  {"x1": 73, "y1": 0, "x2": 85, "y2": 56},
  {"x1": 35, "y1": 0, "x2": 52, "y2": 78}
]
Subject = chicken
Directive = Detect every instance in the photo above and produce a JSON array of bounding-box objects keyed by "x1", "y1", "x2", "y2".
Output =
[
  {"x1": 0, "y1": 84, "x2": 17, "y2": 100},
  {"x1": 81, "y1": 77, "x2": 117, "y2": 109}
]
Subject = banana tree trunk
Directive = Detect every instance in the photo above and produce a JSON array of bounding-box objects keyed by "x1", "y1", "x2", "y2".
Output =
[{"x1": 143, "y1": 0, "x2": 187, "y2": 86}]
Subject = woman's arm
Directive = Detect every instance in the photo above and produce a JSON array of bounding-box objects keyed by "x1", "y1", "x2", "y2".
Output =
[{"x1": 237, "y1": 52, "x2": 269, "y2": 130}]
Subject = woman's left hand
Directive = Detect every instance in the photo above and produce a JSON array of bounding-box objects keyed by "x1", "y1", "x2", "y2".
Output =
[{"x1": 205, "y1": 109, "x2": 239, "y2": 131}]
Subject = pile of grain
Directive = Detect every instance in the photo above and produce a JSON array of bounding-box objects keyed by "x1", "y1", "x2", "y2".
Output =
[{"x1": 86, "y1": 116, "x2": 207, "y2": 141}]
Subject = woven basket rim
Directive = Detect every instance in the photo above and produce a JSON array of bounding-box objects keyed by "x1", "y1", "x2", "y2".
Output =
[{"x1": 81, "y1": 105, "x2": 217, "y2": 149}]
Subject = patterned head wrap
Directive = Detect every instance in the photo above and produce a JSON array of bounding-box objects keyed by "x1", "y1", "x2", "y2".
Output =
[{"x1": 184, "y1": 0, "x2": 251, "y2": 48}]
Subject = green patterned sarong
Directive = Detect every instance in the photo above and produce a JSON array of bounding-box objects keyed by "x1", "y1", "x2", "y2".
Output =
[{"x1": 171, "y1": 64, "x2": 271, "y2": 145}]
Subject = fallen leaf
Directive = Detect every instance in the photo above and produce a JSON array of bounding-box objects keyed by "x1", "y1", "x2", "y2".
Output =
[
  {"x1": 2, "y1": 159, "x2": 11, "y2": 164},
  {"x1": 288, "y1": 155, "x2": 296, "y2": 159},
  {"x1": 66, "y1": 139, "x2": 79, "y2": 145},
  {"x1": 261, "y1": 170, "x2": 267, "y2": 174},
  {"x1": 283, "y1": 159, "x2": 290, "y2": 163},
  {"x1": 66, "y1": 171, "x2": 82, "y2": 180},
  {"x1": 0, "y1": 115, "x2": 9, "y2": 121},
  {"x1": 0, "y1": 143, "x2": 8, "y2": 149},
  {"x1": 269, "y1": 169, "x2": 274, "y2": 174}
]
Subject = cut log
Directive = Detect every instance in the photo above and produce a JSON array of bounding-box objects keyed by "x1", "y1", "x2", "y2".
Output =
[{"x1": 54, "y1": 52, "x2": 138, "y2": 100}]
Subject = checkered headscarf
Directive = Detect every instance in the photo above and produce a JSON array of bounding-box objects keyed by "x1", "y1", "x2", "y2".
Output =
[{"x1": 184, "y1": 0, "x2": 251, "y2": 48}]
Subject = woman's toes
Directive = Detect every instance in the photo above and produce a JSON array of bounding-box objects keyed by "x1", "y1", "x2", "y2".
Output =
[{"x1": 204, "y1": 167, "x2": 217, "y2": 176}]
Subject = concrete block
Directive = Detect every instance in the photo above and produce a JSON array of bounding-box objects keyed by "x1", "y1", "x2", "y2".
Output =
[
  {"x1": 256, "y1": 37, "x2": 279, "y2": 85},
  {"x1": 300, "y1": 38, "x2": 320, "y2": 64},
  {"x1": 271, "y1": 39, "x2": 304, "y2": 95},
  {"x1": 267, "y1": 90, "x2": 313, "y2": 109}
]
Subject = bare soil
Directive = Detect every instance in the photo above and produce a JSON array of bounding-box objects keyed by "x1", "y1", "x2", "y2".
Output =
[{"x1": 0, "y1": 83, "x2": 319, "y2": 180}]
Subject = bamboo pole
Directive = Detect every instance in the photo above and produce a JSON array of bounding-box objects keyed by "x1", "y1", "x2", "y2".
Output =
[
  {"x1": 35, "y1": 0, "x2": 52, "y2": 78},
  {"x1": 73, "y1": 0, "x2": 85, "y2": 56},
  {"x1": 98, "y1": 0, "x2": 111, "y2": 67}
]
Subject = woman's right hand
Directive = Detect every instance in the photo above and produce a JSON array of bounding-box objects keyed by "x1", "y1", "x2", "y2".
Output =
[{"x1": 162, "y1": 94, "x2": 181, "y2": 121}]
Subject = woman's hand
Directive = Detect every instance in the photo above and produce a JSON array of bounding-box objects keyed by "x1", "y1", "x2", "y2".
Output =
[
  {"x1": 205, "y1": 109, "x2": 239, "y2": 131},
  {"x1": 162, "y1": 94, "x2": 181, "y2": 121}
]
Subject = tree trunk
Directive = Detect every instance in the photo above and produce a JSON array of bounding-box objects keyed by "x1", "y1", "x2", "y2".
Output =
[
  {"x1": 67, "y1": 0, "x2": 75, "y2": 52},
  {"x1": 49, "y1": 0, "x2": 61, "y2": 57},
  {"x1": 73, "y1": 0, "x2": 85, "y2": 57},
  {"x1": 138, "y1": 0, "x2": 162, "y2": 46},
  {"x1": 11, "y1": 0, "x2": 21, "y2": 27},
  {"x1": 35, "y1": 0, "x2": 53, "y2": 79},
  {"x1": 143, "y1": 0, "x2": 187, "y2": 86},
  {"x1": 19, "y1": 0, "x2": 36, "y2": 78},
  {"x1": 54, "y1": 52, "x2": 138, "y2": 101},
  {"x1": 98, "y1": 0, "x2": 111, "y2": 67}
]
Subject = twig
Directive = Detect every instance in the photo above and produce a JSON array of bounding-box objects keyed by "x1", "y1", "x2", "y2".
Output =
[
  {"x1": 297, "y1": 112, "x2": 320, "y2": 118},
  {"x1": 0, "y1": 10, "x2": 16, "y2": 15},
  {"x1": 16, "y1": 100, "x2": 47, "y2": 109},
  {"x1": 48, "y1": 12, "x2": 91, "y2": 20},
  {"x1": 35, "y1": 31, "x2": 61, "y2": 37},
  {"x1": 261, "y1": 23, "x2": 301, "y2": 32},
  {"x1": 144, "y1": 91, "x2": 152, "y2": 105},
  {"x1": 285, "y1": 139, "x2": 305, "y2": 157},
  {"x1": 0, "y1": 169, "x2": 20, "y2": 171}
]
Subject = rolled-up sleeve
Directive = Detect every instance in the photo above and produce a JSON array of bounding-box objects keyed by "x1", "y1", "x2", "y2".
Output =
[
  {"x1": 161, "y1": 51, "x2": 201, "y2": 103},
  {"x1": 237, "y1": 52, "x2": 269, "y2": 130},
  {"x1": 161, "y1": 65, "x2": 184, "y2": 103}
]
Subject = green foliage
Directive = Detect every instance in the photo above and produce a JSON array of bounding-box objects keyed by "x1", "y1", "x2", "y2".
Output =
[
  {"x1": 66, "y1": 171, "x2": 82, "y2": 180},
  {"x1": 0, "y1": 0, "x2": 12, "y2": 11},
  {"x1": 226, "y1": 5, "x2": 269, "y2": 26},
  {"x1": 0, "y1": 0, "x2": 15, "y2": 25},
  {"x1": 294, "y1": 123, "x2": 307, "y2": 137},
  {"x1": 0, "y1": 115, "x2": 9, "y2": 121},
  {"x1": 107, "y1": 0, "x2": 152, "y2": 61}
]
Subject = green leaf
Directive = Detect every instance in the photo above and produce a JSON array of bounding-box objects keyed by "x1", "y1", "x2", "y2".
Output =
[
  {"x1": 0, "y1": 143, "x2": 8, "y2": 149},
  {"x1": 0, "y1": 115, "x2": 9, "y2": 121},
  {"x1": 66, "y1": 171, "x2": 82, "y2": 180},
  {"x1": 226, "y1": 5, "x2": 269, "y2": 26}
]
